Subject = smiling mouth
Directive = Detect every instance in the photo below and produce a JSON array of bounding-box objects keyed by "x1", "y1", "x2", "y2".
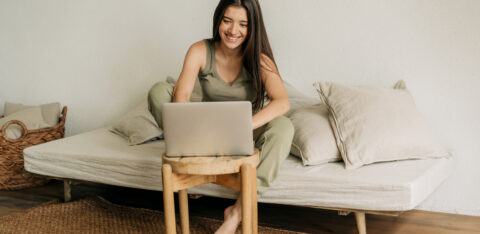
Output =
[{"x1": 225, "y1": 34, "x2": 241, "y2": 42}]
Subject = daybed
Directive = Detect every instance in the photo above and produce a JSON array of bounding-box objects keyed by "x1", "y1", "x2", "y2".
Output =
[{"x1": 23, "y1": 127, "x2": 453, "y2": 234}]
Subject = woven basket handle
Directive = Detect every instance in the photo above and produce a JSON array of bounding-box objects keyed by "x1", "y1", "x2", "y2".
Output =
[
  {"x1": 59, "y1": 106, "x2": 67, "y2": 125},
  {"x1": 1, "y1": 120, "x2": 29, "y2": 142}
]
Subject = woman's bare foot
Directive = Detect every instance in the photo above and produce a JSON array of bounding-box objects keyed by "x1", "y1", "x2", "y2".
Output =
[
  {"x1": 215, "y1": 198, "x2": 242, "y2": 234},
  {"x1": 224, "y1": 205, "x2": 235, "y2": 218}
]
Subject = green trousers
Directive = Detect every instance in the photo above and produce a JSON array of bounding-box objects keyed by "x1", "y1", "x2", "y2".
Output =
[{"x1": 148, "y1": 81, "x2": 294, "y2": 195}]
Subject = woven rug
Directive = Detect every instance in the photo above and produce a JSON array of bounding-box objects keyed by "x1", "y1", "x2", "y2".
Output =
[{"x1": 0, "y1": 196, "x2": 302, "y2": 234}]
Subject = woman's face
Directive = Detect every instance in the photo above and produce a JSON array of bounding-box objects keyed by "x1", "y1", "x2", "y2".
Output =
[{"x1": 218, "y1": 6, "x2": 248, "y2": 50}]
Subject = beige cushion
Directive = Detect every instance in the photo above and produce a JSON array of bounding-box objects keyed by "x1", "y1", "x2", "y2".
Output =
[
  {"x1": 110, "y1": 100, "x2": 162, "y2": 145},
  {"x1": 313, "y1": 80, "x2": 451, "y2": 169},
  {"x1": 289, "y1": 104, "x2": 341, "y2": 166},
  {"x1": 0, "y1": 107, "x2": 50, "y2": 139},
  {"x1": 5, "y1": 102, "x2": 60, "y2": 126},
  {"x1": 110, "y1": 76, "x2": 203, "y2": 145}
]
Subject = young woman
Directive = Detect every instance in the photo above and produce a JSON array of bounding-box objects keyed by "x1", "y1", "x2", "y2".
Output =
[{"x1": 148, "y1": 0, "x2": 293, "y2": 233}]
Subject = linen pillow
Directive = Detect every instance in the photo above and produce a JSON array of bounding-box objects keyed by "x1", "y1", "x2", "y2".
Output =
[
  {"x1": 0, "y1": 107, "x2": 50, "y2": 139},
  {"x1": 313, "y1": 80, "x2": 451, "y2": 169},
  {"x1": 111, "y1": 76, "x2": 204, "y2": 145},
  {"x1": 283, "y1": 81, "x2": 319, "y2": 117},
  {"x1": 110, "y1": 100, "x2": 163, "y2": 145},
  {"x1": 5, "y1": 102, "x2": 61, "y2": 126},
  {"x1": 289, "y1": 103, "x2": 341, "y2": 166}
]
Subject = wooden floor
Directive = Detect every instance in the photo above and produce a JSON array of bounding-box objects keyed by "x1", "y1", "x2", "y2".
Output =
[{"x1": 1, "y1": 180, "x2": 479, "y2": 234}]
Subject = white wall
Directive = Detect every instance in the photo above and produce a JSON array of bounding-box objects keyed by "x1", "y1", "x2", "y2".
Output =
[{"x1": 1, "y1": 0, "x2": 479, "y2": 216}]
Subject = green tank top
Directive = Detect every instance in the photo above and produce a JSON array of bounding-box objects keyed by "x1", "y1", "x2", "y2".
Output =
[{"x1": 198, "y1": 39, "x2": 255, "y2": 102}]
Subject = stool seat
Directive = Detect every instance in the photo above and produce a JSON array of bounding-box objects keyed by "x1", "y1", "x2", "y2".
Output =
[
  {"x1": 161, "y1": 149, "x2": 259, "y2": 234},
  {"x1": 162, "y1": 149, "x2": 260, "y2": 175}
]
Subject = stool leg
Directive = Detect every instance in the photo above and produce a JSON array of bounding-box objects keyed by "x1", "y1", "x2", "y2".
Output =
[
  {"x1": 179, "y1": 189, "x2": 190, "y2": 234},
  {"x1": 241, "y1": 164, "x2": 253, "y2": 234},
  {"x1": 355, "y1": 212, "x2": 367, "y2": 234},
  {"x1": 162, "y1": 164, "x2": 176, "y2": 234},
  {"x1": 252, "y1": 169, "x2": 258, "y2": 234}
]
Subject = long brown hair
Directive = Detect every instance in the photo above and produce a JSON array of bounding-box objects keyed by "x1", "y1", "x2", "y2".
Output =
[{"x1": 212, "y1": 0, "x2": 277, "y2": 112}]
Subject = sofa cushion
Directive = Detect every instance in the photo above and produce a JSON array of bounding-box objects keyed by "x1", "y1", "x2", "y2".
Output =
[
  {"x1": 289, "y1": 104, "x2": 341, "y2": 166},
  {"x1": 110, "y1": 100, "x2": 162, "y2": 145},
  {"x1": 23, "y1": 127, "x2": 453, "y2": 211},
  {"x1": 313, "y1": 80, "x2": 451, "y2": 169},
  {"x1": 110, "y1": 76, "x2": 204, "y2": 145}
]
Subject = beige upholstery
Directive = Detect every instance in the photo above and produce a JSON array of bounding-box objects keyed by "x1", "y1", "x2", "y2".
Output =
[
  {"x1": 110, "y1": 100, "x2": 162, "y2": 145},
  {"x1": 23, "y1": 128, "x2": 453, "y2": 211},
  {"x1": 289, "y1": 103, "x2": 341, "y2": 166},
  {"x1": 314, "y1": 81, "x2": 451, "y2": 169}
]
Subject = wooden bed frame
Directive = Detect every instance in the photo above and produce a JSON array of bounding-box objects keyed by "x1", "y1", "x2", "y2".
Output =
[{"x1": 60, "y1": 178, "x2": 401, "y2": 234}]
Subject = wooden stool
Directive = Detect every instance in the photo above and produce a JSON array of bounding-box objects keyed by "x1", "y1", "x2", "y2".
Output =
[{"x1": 162, "y1": 149, "x2": 260, "y2": 234}]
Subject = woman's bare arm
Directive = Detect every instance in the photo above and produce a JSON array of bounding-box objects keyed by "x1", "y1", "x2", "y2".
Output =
[
  {"x1": 173, "y1": 41, "x2": 206, "y2": 102},
  {"x1": 252, "y1": 54, "x2": 290, "y2": 129}
]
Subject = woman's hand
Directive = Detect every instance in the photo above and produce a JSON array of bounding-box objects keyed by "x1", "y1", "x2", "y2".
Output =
[{"x1": 251, "y1": 54, "x2": 290, "y2": 129}]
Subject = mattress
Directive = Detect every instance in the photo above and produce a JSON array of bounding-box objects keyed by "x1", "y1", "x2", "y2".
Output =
[{"x1": 24, "y1": 128, "x2": 453, "y2": 211}]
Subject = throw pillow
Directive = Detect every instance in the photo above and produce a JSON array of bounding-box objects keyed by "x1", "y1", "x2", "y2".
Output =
[
  {"x1": 110, "y1": 100, "x2": 162, "y2": 145},
  {"x1": 0, "y1": 107, "x2": 50, "y2": 139},
  {"x1": 5, "y1": 102, "x2": 61, "y2": 126},
  {"x1": 313, "y1": 80, "x2": 451, "y2": 169},
  {"x1": 111, "y1": 76, "x2": 204, "y2": 145},
  {"x1": 289, "y1": 103, "x2": 341, "y2": 166}
]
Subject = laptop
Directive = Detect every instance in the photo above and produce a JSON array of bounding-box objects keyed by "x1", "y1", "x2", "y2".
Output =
[{"x1": 162, "y1": 101, "x2": 254, "y2": 157}]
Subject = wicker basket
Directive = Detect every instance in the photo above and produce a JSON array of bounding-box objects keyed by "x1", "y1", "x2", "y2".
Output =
[{"x1": 0, "y1": 106, "x2": 67, "y2": 190}]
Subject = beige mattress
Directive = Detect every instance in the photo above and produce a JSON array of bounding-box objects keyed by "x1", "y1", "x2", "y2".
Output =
[{"x1": 24, "y1": 128, "x2": 453, "y2": 211}]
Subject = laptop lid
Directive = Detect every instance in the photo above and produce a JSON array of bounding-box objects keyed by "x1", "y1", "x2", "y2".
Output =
[{"x1": 162, "y1": 101, "x2": 254, "y2": 157}]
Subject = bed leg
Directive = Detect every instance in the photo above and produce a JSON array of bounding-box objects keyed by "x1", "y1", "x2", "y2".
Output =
[
  {"x1": 63, "y1": 180, "x2": 72, "y2": 202},
  {"x1": 354, "y1": 212, "x2": 367, "y2": 234}
]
